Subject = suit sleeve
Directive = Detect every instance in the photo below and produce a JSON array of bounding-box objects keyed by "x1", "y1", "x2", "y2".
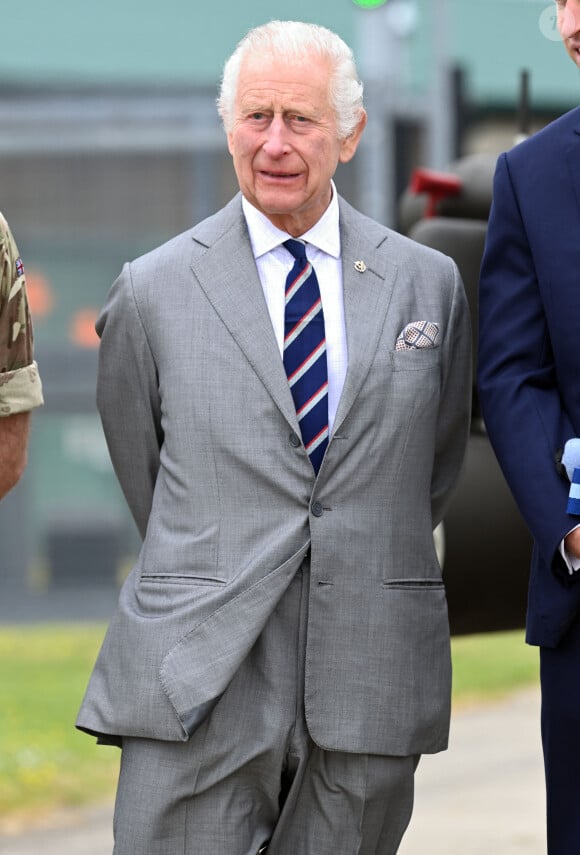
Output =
[
  {"x1": 0, "y1": 213, "x2": 43, "y2": 414},
  {"x1": 431, "y1": 259, "x2": 472, "y2": 528},
  {"x1": 478, "y1": 152, "x2": 574, "y2": 579},
  {"x1": 96, "y1": 263, "x2": 163, "y2": 539}
]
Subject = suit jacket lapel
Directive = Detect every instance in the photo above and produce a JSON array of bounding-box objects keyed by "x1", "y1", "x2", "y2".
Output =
[
  {"x1": 332, "y1": 199, "x2": 398, "y2": 435},
  {"x1": 189, "y1": 194, "x2": 399, "y2": 441},
  {"x1": 565, "y1": 119, "x2": 580, "y2": 218},
  {"x1": 189, "y1": 196, "x2": 299, "y2": 431}
]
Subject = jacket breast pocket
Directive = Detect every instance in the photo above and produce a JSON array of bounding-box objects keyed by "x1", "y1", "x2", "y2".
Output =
[
  {"x1": 386, "y1": 346, "x2": 441, "y2": 419},
  {"x1": 390, "y1": 347, "x2": 441, "y2": 372}
]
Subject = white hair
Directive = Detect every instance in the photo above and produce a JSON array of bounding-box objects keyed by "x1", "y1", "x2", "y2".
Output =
[{"x1": 217, "y1": 20, "x2": 365, "y2": 140}]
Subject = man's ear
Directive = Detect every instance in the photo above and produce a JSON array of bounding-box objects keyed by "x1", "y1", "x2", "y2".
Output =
[{"x1": 339, "y1": 111, "x2": 368, "y2": 164}]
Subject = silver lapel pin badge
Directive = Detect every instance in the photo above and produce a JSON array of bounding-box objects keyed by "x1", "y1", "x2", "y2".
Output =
[{"x1": 354, "y1": 260, "x2": 366, "y2": 273}]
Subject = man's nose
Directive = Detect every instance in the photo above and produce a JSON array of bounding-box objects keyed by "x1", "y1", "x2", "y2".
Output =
[
  {"x1": 559, "y1": 3, "x2": 580, "y2": 38},
  {"x1": 262, "y1": 117, "x2": 290, "y2": 157}
]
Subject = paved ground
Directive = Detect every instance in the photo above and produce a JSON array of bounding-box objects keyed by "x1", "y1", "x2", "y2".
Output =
[
  {"x1": 0, "y1": 803, "x2": 114, "y2": 854},
  {"x1": 0, "y1": 686, "x2": 544, "y2": 855},
  {"x1": 400, "y1": 685, "x2": 544, "y2": 854}
]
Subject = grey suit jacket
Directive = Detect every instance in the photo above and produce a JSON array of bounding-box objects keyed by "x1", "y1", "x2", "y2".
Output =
[{"x1": 77, "y1": 193, "x2": 472, "y2": 756}]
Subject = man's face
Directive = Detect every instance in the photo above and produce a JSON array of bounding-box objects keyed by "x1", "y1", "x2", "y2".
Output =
[
  {"x1": 227, "y1": 54, "x2": 366, "y2": 237},
  {"x1": 557, "y1": 0, "x2": 580, "y2": 67}
]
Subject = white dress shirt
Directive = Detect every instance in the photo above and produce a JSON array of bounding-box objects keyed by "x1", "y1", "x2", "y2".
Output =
[
  {"x1": 561, "y1": 526, "x2": 580, "y2": 574},
  {"x1": 241, "y1": 185, "x2": 347, "y2": 434}
]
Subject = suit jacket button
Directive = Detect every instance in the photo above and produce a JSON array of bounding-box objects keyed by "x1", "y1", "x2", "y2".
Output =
[
  {"x1": 311, "y1": 501, "x2": 324, "y2": 517},
  {"x1": 289, "y1": 432, "x2": 301, "y2": 448}
]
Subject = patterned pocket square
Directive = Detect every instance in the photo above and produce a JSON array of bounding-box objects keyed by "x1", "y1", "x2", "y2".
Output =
[{"x1": 395, "y1": 321, "x2": 439, "y2": 351}]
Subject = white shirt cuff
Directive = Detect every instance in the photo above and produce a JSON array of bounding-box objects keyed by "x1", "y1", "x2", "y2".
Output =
[{"x1": 560, "y1": 525, "x2": 580, "y2": 575}]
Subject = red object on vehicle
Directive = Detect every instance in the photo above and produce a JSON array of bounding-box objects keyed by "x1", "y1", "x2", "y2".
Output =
[{"x1": 410, "y1": 168, "x2": 463, "y2": 218}]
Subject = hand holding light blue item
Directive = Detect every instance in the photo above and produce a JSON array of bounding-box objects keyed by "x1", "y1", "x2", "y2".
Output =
[{"x1": 562, "y1": 438, "x2": 580, "y2": 514}]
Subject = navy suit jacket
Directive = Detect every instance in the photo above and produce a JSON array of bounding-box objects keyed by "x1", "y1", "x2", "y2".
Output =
[{"x1": 479, "y1": 106, "x2": 580, "y2": 649}]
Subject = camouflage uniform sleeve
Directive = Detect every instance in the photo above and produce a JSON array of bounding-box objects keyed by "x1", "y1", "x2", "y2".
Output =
[{"x1": 0, "y1": 212, "x2": 44, "y2": 416}]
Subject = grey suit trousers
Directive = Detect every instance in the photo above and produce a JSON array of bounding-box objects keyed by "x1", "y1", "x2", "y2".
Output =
[{"x1": 112, "y1": 563, "x2": 419, "y2": 855}]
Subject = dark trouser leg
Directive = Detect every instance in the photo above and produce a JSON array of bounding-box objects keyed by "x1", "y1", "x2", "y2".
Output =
[{"x1": 540, "y1": 614, "x2": 580, "y2": 855}]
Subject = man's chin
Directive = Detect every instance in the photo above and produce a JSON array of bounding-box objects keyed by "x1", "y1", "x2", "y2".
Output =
[
  {"x1": 254, "y1": 196, "x2": 305, "y2": 220},
  {"x1": 255, "y1": 188, "x2": 303, "y2": 208}
]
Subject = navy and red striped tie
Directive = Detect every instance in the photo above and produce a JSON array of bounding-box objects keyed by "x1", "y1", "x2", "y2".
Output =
[{"x1": 283, "y1": 239, "x2": 329, "y2": 473}]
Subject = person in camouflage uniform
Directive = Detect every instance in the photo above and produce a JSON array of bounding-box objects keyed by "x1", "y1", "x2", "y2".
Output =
[{"x1": 0, "y1": 211, "x2": 43, "y2": 498}]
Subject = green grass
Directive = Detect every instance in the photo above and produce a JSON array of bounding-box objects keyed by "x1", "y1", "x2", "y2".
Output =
[
  {"x1": 0, "y1": 624, "x2": 540, "y2": 827},
  {"x1": 452, "y1": 629, "x2": 539, "y2": 706},
  {"x1": 0, "y1": 623, "x2": 119, "y2": 829}
]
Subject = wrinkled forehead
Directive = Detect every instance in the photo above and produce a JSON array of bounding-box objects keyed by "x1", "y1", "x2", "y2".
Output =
[
  {"x1": 235, "y1": 53, "x2": 334, "y2": 110},
  {"x1": 238, "y1": 50, "x2": 333, "y2": 82}
]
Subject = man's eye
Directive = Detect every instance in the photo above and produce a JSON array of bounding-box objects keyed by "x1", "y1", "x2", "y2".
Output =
[{"x1": 250, "y1": 112, "x2": 266, "y2": 120}]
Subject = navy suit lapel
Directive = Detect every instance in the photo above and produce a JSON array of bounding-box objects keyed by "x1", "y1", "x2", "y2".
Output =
[{"x1": 564, "y1": 119, "x2": 580, "y2": 216}]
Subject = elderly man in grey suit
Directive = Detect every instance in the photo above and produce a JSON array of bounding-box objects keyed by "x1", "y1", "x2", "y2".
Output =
[{"x1": 77, "y1": 19, "x2": 471, "y2": 855}]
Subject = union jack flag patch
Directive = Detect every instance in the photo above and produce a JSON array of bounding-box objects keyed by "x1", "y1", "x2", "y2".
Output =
[{"x1": 15, "y1": 257, "x2": 24, "y2": 277}]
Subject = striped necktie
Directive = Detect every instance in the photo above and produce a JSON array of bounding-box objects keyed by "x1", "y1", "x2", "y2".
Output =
[{"x1": 283, "y1": 239, "x2": 329, "y2": 473}]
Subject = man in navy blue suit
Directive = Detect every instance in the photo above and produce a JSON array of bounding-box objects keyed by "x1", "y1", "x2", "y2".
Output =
[{"x1": 479, "y1": 2, "x2": 580, "y2": 851}]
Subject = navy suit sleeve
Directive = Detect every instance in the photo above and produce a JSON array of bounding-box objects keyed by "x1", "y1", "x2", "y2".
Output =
[{"x1": 478, "y1": 152, "x2": 575, "y2": 580}]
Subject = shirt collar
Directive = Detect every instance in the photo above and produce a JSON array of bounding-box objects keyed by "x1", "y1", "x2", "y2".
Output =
[{"x1": 242, "y1": 181, "x2": 341, "y2": 260}]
